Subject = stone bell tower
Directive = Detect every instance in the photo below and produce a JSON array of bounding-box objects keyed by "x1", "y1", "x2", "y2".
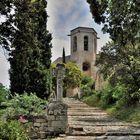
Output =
[{"x1": 70, "y1": 27, "x2": 98, "y2": 79}]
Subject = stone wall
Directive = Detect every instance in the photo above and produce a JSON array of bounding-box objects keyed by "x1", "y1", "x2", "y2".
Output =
[
  {"x1": 28, "y1": 116, "x2": 48, "y2": 139},
  {"x1": 27, "y1": 101, "x2": 68, "y2": 140}
]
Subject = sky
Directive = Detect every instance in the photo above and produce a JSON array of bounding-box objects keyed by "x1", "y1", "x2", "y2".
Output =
[{"x1": 0, "y1": 0, "x2": 109, "y2": 87}]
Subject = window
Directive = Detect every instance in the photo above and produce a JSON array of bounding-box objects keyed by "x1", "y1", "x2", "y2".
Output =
[
  {"x1": 82, "y1": 62, "x2": 90, "y2": 71},
  {"x1": 84, "y1": 36, "x2": 88, "y2": 51},
  {"x1": 94, "y1": 38, "x2": 97, "y2": 53},
  {"x1": 73, "y1": 36, "x2": 77, "y2": 52}
]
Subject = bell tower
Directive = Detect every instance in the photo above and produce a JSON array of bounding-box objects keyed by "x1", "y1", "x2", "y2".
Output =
[{"x1": 70, "y1": 27, "x2": 98, "y2": 79}]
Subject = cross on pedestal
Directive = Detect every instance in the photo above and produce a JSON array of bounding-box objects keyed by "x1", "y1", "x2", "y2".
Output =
[{"x1": 52, "y1": 63, "x2": 65, "y2": 102}]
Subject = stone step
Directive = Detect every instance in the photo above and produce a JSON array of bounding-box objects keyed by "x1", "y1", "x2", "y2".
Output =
[
  {"x1": 56, "y1": 98, "x2": 140, "y2": 140},
  {"x1": 68, "y1": 121, "x2": 134, "y2": 126},
  {"x1": 67, "y1": 112, "x2": 108, "y2": 116},
  {"x1": 68, "y1": 107, "x2": 102, "y2": 109},
  {"x1": 68, "y1": 115, "x2": 112, "y2": 120},
  {"x1": 53, "y1": 135, "x2": 140, "y2": 140},
  {"x1": 67, "y1": 125, "x2": 140, "y2": 136}
]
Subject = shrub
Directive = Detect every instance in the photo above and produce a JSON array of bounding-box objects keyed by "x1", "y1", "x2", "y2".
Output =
[
  {"x1": 80, "y1": 75, "x2": 95, "y2": 98},
  {"x1": 0, "y1": 84, "x2": 10, "y2": 103},
  {"x1": 64, "y1": 62, "x2": 82, "y2": 88},
  {"x1": 1, "y1": 93, "x2": 47, "y2": 120},
  {"x1": 97, "y1": 84, "x2": 126, "y2": 108},
  {"x1": 0, "y1": 120, "x2": 30, "y2": 140},
  {"x1": 83, "y1": 94, "x2": 100, "y2": 107}
]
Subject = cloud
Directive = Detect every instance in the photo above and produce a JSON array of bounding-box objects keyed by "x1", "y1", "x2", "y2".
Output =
[
  {"x1": 0, "y1": 0, "x2": 110, "y2": 87},
  {"x1": 47, "y1": 0, "x2": 92, "y2": 37},
  {"x1": 47, "y1": 0, "x2": 110, "y2": 61}
]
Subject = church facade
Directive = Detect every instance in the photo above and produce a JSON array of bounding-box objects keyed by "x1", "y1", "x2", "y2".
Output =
[
  {"x1": 54, "y1": 27, "x2": 104, "y2": 92},
  {"x1": 70, "y1": 27, "x2": 97, "y2": 80}
]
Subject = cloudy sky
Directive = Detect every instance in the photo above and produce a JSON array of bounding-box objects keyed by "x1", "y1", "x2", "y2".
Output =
[{"x1": 0, "y1": 0, "x2": 109, "y2": 87}]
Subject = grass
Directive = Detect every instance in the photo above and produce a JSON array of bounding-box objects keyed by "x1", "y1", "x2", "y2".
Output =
[
  {"x1": 82, "y1": 94, "x2": 100, "y2": 107},
  {"x1": 82, "y1": 95, "x2": 140, "y2": 124},
  {"x1": 107, "y1": 105, "x2": 140, "y2": 124}
]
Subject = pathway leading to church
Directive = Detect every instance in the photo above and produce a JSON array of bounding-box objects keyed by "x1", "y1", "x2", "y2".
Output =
[{"x1": 54, "y1": 98, "x2": 140, "y2": 140}]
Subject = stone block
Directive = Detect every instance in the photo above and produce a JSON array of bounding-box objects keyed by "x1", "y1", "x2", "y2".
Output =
[
  {"x1": 54, "y1": 110, "x2": 61, "y2": 115},
  {"x1": 42, "y1": 123, "x2": 48, "y2": 126},
  {"x1": 47, "y1": 115, "x2": 55, "y2": 120},
  {"x1": 34, "y1": 123, "x2": 40, "y2": 127},
  {"x1": 48, "y1": 127, "x2": 55, "y2": 131},
  {"x1": 51, "y1": 121, "x2": 65, "y2": 127},
  {"x1": 29, "y1": 132, "x2": 38, "y2": 139},
  {"x1": 55, "y1": 115, "x2": 67, "y2": 121},
  {"x1": 35, "y1": 119, "x2": 46, "y2": 123},
  {"x1": 39, "y1": 132, "x2": 46, "y2": 139},
  {"x1": 48, "y1": 110, "x2": 54, "y2": 115},
  {"x1": 43, "y1": 127, "x2": 48, "y2": 132},
  {"x1": 39, "y1": 126, "x2": 45, "y2": 131}
]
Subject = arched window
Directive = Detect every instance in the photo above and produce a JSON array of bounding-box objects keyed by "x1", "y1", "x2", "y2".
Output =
[
  {"x1": 73, "y1": 36, "x2": 77, "y2": 52},
  {"x1": 94, "y1": 38, "x2": 97, "y2": 53},
  {"x1": 82, "y1": 62, "x2": 90, "y2": 71},
  {"x1": 84, "y1": 36, "x2": 88, "y2": 51}
]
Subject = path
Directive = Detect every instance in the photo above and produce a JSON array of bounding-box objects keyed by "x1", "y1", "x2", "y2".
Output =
[{"x1": 54, "y1": 98, "x2": 140, "y2": 140}]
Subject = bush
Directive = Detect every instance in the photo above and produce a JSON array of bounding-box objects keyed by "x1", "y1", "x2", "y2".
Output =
[
  {"x1": 97, "y1": 84, "x2": 126, "y2": 108},
  {"x1": 1, "y1": 93, "x2": 47, "y2": 120},
  {"x1": 83, "y1": 94, "x2": 100, "y2": 107},
  {"x1": 64, "y1": 62, "x2": 82, "y2": 88},
  {"x1": 80, "y1": 75, "x2": 95, "y2": 98},
  {"x1": 0, "y1": 120, "x2": 30, "y2": 140},
  {"x1": 0, "y1": 84, "x2": 10, "y2": 103},
  {"x1": 82, "y1": 82, "x2": 140, "y2": 123}
]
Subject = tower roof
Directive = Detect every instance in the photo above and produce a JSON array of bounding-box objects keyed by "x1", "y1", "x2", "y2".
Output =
[{"x1": 70, "y1": 26, "x2": 97, "y2": 35}]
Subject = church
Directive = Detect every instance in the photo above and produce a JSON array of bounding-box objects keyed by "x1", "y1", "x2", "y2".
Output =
[{"x1": 54, "y1": 27, "x2": 104, "y2": 93}]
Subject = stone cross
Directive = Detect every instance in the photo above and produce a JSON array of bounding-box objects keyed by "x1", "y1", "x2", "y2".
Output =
[{"x1": 52, "y1": 63, "x2": 65, "y2": 102}]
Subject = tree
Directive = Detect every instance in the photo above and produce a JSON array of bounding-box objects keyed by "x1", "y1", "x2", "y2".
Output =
[
  {"x1": 62, "y1": 47, "x2": 66, "y2": 63},
  {"x1": 64, "y1": 62, "x2": 82, "y2": 89},
  {"x1": 0, "y1": 0, "x2": 15, "y2": 51},
  {"x1": 87, "y1": 0, "x2": 140, "y2": 104},
  {"x1": 1, "y1": 0, "x2": 52, "y2": 99},
  {"x1": 87, "y1": 0, "x2": 140, "y2": 45}
]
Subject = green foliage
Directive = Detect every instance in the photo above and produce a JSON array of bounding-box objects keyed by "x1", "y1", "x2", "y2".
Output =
[
  {"x1": 0, "y1": 0, "x2": 14, "y2": 51},
  {"x1": 0, "y1": 0, "x2": 52, "y2": 99},
  {"x1": 82, "y1": 83, "x2": 126, "y2": 108},
  {"x1": 64, "y1": 62, "x2": 82, "y2": 88},
  {"x1": 107, "y1": 105, "x2": 140, "y2": 124},
  {"x1": 97, "y1": 42, "x2": 140, "y2": 104},
  {"x1": 83, "y1": 83, "x2": 140, "y2": 123},
  {"x1": 83, "y1": 94, "x2": 100, "y2": 107},
  {"x1": 98, "y1": 84, "x2": 125, "y2": 108},
  {"x1": 0, "y1": 120, "x2": 30, "y2": 140},
  {"x1": 87, "y1": 0, "x2": 140, "y2": 44},
  {"x1": 87, "y1": 0, "x2": 140, "y2": 105},
  {"x1": 80, "y1": 75, "x2": 95, "y2": 97},
  {"x1": 62, "y1": 47, "x2": 66, "y2": 63},
  {"x1": 1, "y1": 93, "x2": 47, "y2": 119},
  {"x1": 0, "y1": 84, "x2": 10, "y2": 103}
]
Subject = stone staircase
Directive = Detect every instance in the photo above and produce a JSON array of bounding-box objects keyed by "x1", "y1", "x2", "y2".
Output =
[{"x1": 54, "y1": 98, "x2": 140, "y2": 140}]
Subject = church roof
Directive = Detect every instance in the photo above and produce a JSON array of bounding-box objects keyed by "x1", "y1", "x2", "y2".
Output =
[
  {"x1": 70, "y1": 26, "x2": 97, "y2": 34},
  {"x1": 53, "y1": 55, "x2": 71, "y2": 64}
]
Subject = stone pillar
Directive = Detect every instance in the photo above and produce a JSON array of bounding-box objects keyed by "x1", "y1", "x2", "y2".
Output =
[
  {"x1": 52, "y1": 63, "x2": 65, "y2": 102},
  {"x1": 47, "y1": 63, "x2": 68, "y2": 136},
  {"x1": 56, "y1": 64, "x2": 65, "y2": 102},
  {"x1": 47, "y1": 101, "x2": 68, "y2": 136}
]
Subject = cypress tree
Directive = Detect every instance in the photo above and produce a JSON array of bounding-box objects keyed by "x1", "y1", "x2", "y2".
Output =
[
  {"x1": 62, "y1": 47, "x2": 66, "y2": 63},
  {"x1": 9, "y1": 0, "x2": 52, "y2": 99}
]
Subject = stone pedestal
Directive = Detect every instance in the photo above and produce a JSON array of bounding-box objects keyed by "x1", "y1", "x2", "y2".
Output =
[
  {"x1": 52, "y1": 63, "x2": 65, "y2": 102},
  {"x1": 47, "y1": 101, "x2": 68, "y2": 136}
]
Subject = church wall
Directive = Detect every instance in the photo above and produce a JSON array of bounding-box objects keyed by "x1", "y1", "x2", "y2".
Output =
[{"x1": 70, "y1": 28, "x2": 97, "y2": 79}]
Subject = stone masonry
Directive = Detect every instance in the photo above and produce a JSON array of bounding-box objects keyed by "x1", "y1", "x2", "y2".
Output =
[
  {"x1": 28, "y1": 101, "x2": 68, "y2": 140},
  {"x1": 54, "y1": 98, "x2": 140, "y2": 140}
]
